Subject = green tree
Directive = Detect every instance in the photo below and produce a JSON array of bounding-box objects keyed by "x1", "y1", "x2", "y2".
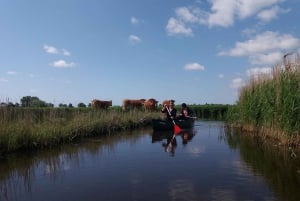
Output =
[
  {"x1": 20, "y1": 96, "x2": 51, "y2": 107},
  {"x1": 78, "y1": 102, "x2": 86, "y2": 108}
]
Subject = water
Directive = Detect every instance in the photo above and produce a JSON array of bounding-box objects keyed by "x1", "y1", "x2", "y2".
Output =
[{"x1": 0, "y1": 121, "x2": 300, "y2": 201}]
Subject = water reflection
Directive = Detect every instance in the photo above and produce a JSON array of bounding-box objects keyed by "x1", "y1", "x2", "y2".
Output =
[
  {"x1": 224, "y1": 126, "x2": 300, "y2": 201},
  {"x1": 1, "y1": 122, "x2": 300, "y2": 201},
  {"x1": 152, "y1": 129, "x2": 196, "y2": 156},
  {"x1": 0, "y1": 128, "x2": 151, "y2": 201}
]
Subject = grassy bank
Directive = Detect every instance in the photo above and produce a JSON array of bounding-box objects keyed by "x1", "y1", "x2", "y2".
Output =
[
  {"x1": 0, "y1": 107, "x2": 161, "y2": 156},
  {"x1": 226, "y1": 54, "x2": 300, "y2": 150}
]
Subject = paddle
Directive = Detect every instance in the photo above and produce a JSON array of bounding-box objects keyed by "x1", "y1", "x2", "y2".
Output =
[{"x1": 165, "y1": 105, "x2": 181, "y2": 134}]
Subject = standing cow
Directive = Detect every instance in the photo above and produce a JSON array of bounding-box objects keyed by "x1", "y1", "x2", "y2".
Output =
[
  {"x1": 91, "y1": 99, "x2": 112, "y2": 109},
  {"x1": 144, "y1": 98, "x2": 158, "y2": 111},
  {"x1": 122, "y1": 99, "x2": 146, "y2": 111}
]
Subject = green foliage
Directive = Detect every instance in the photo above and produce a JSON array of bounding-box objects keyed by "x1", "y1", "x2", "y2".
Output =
[
  {"x1": 228, "y1": 56, "x2": 300, "y2": 137},
  {"x1": 20, "y1": 96, "x2": 52, "y2": 107},
  {"x1": 77, "y1": 102, "x2": 86, "y2": 108},
  {"x1": 0, "y1": 107, "x2": 161, "y2": 155},
  {"x1": 187, "y1": 104, "x2": 229, "y2": 120}
]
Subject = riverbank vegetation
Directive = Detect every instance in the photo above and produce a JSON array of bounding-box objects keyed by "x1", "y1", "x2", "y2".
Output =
[
  {"x1": 226, "y1": 54, "x2": 300, "y2": 151},
  {"x1": 0, "y1": 107, "x2": 161, "y2": 157},
  {"x1": 0, "y1": 103, "x2": 230, "y2": 157},
  {"x1": 189, "y1": 104, "x2": 229, "y2": 120}
]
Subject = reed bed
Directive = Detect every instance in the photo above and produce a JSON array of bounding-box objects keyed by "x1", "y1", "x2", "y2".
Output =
[
  {"x1": 226, "y1": 54, "x2": 300, "y2": 149},
  {"x1": 0, "y1": 107, "x2": 161, "y2": 156}
]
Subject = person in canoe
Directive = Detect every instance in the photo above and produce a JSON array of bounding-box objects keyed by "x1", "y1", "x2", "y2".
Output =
[
  {"x1": 177, "y1": 103, "x2": 193, "y2": 120},
  {"x1": 161, "y1": 99, "x2": 177, "y2": 121}
]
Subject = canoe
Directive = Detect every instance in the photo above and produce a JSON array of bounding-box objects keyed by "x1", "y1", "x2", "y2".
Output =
[{"x1": 151, "y1": 118, "x2": 195, "y2": 131}]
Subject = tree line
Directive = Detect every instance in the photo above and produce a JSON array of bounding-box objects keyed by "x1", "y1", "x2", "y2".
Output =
[{"x1": 0, "y1": 96, "x2": 90, "y2": 108}]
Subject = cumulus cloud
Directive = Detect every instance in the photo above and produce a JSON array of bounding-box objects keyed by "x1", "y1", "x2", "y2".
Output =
[
  {"x1": 230, "y1": 77, "x2": 245, "y2": 89},
  {"x1": 166, "y1": 0, "x2": 287, "y2": 35},
  {"x1": 258, "y1": 6, "x2": 290, "y2": 23},
  {"x1": 207, "y1": 0, "x2": 236, "y2": 27},
  {"x1": 246, "y1": 67, "x2": 272, "y2": 78},
  {"x1": 220, "y1": 31, "x2": 300, "y2": 56},
  {"x1": 183, "y1": 63, "x2": 205, "y2": 71},
  {"x1": 128, "y1": 34, "x2": 141, "y2": 44},
  {"x1": 44, "y1": 45, "x2": 59, "y2": 54},
  {"x1": 207, "y1": 0, "x2": 286, "y2": 27},
  {"x1": 175, "y1": 7, "x2": 200, "y2": 23},
  {"x1": 249, "y1": 51, "x2": 283, "y2": 65},
  {"x1": 166, "y1": 17, "x2": 193, "y2": 36},
  {"x1": 131, "y1": 16, "x2": 143, "y2": 25},
  {"x1": 219, "y1": 31, "x2": 300, "y2": 65},
  {"x1": 51, "y1": 60, "x2": 75, "y2": 68},
  {"x1": 7, "y1": 71, "x2": 16, "y2": 75},
  {"x1": 43, "y1": 45, "x2": 71, "y2": 56},
  {"x1": 62, "y1": 49, "x2": 71, "y2": 56}
]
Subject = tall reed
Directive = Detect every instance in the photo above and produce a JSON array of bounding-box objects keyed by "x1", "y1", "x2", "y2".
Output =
[
  {"x1": 227, "y1": 54, "x2": 300, "y2": 143},
  {"x1": 0, "y1": 107, "x2": 161, "y2": 155}
]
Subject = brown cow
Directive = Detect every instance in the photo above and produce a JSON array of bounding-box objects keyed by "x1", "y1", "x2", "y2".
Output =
[
  {"x1": 162, "y1": 99, "x2": 175, "y2": 107},
  {"x1": 122, "y1": 99, "x2": 146, "y2": 111},
  {"x1": 91, "y1": 99, "x2": 112, "y2": 109},
  {"x1": 144, "y1": 98, "x2": 158, "y2": 111}
]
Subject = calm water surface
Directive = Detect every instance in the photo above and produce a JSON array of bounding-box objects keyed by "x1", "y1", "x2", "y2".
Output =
[{"x1": 0, "y1": 121, "x2": 300, "y2": 201}]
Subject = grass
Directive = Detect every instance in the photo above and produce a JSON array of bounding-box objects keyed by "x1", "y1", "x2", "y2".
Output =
[
  {"x1": 226, "y1": 53, "x2": 300, "y2": 151},
  {"x1": 0, "y1": 107, "x2": 162, "y2": 156}
]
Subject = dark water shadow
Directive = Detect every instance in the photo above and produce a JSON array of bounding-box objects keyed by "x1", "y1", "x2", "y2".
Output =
[{"x1": 223, "y1": 126, "x2": 300, "y2": 201}]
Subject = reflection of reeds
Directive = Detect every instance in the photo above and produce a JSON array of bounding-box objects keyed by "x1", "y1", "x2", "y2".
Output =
[
  {"x1": 0, "y1": 107, "x2": 161, "y2": 155},
  {"x1": 0, "y1": 126, "x2": 150, "y2": 201},
  {"x1": 226, "y1": 54, "x2": 300, "y2": 147}
]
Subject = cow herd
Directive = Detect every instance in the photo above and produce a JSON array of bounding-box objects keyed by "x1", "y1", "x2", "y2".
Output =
[{"x1": 91, "y1": 98, "x2": 171, "y2": 111}]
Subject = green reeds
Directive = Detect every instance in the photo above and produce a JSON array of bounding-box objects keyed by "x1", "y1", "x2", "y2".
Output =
[
  {"x1": 0, "y1": 107, "x2": 161, "y2": 155},
  {"x1": 227, "y1": 54, "x2": 300, "y2": 141}
]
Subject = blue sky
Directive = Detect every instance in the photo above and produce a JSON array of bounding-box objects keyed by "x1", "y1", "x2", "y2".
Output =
[{"x1": 1, "y1": 0, "x2": 300, "y2": 106}]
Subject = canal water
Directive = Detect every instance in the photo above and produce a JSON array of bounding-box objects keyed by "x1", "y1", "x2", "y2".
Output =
[{"x1": 0, "y1": 121, "x2": 300, "y2": 201}]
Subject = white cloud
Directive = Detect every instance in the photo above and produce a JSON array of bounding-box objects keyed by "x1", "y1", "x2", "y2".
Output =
[
  {"x1": 207, "y1": 0, "x2": 236, "y2": 27},
  {"x1": 249, "y1": 51, "x2": 282, "y2": 65},
  {"x1": 257, "y1": 6, "x2": 289, "y2": 23},
  {"x1": 7, "y1": 71, "x2": 16, "y2": 75},
  {"x1": 235, "y1": 0, "x2": 285, "y2": 19},
  {"x1": 257, "y1": 6, "x2": 280, "y2": 22},
  {"x1": 246, "y1": 67, "x2": 272, "y2": 78},
  {"x1": 128, "y1": 34, "x2": 141, "y2": 44},
  {"x1": 131, "y1": 16, "x2": 141, "y2": 25},
  {"x1": 218, "y1": 74, "x2": 224, "y2": 78},
  {"x1": 230, "y1": 77, "x2": 245, "y2": 89},
  {"x1": 166, "y1": 0, "x2": 286, "y2": 32},
  {"x1": 44, "y1": 44, "x2": 71, "y2": 56},
  {"x1": 51, "y1": 60, "x2": 75, "y2": 68},
  {"x1": 175, "y1": 7, "x2": 199, "y2": 23},
  {"x1": 183, "y1": 63, "x2": 205, "y2": 71},
  {"x1": 220, "y1": 31, "x2": 300, "y2": 56},
  {"x1": 43, "y1": 45, "x2": 59, "y2": 54},
  {"x1": 166, "y1": 17, "x2": 193, "y2": 36},
  {"x1": 62, "y1": 49, "x2": 71, "y2": 56},
  {"x1": 219, "y1": 31, "x2": 300, "y2": 65}
]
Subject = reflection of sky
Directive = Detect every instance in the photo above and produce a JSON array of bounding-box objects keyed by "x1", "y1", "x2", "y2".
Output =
[
  {"x1": 168, "y1": 179, "x2": 198, "y2": 201},
  {"x1": 185, "y1": 145, "x2": 206, "y2": 155},
  {"x1": 210, "y1": 188, "x2": 236, "y2": 201},
  {"x1": 0, "y1": 122, "x2": 294, "y2": 201}
]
